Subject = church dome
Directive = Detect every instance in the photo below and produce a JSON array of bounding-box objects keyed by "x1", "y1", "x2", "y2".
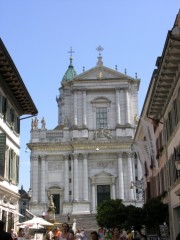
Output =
[{"x1": 62, "y1": 57, "x2": 77, "y2": 82}]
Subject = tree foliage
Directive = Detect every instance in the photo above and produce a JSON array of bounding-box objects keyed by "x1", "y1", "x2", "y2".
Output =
[
  {"x1": 124, "y1": 205, "x2": 144, "y2": 231},
  {"x1": 96, "y1": 199, "x2": 126, "y2": 228},
  {"x1": 96, "y1": 198, "x2": 169, "y2": 230},
  {"x1": 143, "y1": 198, "x2": 169, "y2": 227}
]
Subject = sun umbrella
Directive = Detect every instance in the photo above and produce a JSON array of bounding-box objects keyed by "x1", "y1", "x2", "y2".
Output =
[
  {"x1": 17, "y1": 217, "x2": 53, "y2": 226},
  {"x1": 17, "y1": 223, "x2": 44, "y2": 229}
]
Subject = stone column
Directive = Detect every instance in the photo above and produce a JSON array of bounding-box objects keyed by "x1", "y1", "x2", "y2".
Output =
[
  {"x1": 71, "y1": 156, "x2": 74, "y2": 201},
  {"x1": 111, "y1": 183, "x2": 116, "y2": 199},
  {"x1": 92, "y1": 183, "x2": 96, "y2": 212},
  {"x1": 83, "y1": 154, "x2": 89, "y2": 201},
  {"x1": 31, "y1": 156, "x2": 39, "y2": 203},
  {"x1": 116, "y1": 89, "x2": 121, "y2": 125},
  {"x1": 128, "y1": 153, "x2": 134, "y2": 200},
  {"x1": 64, "y1": 155, "x2": 69, "y2": 202},
  {"x1": 73, "y1": 154, "x2": 79, "y2": 201},
  {"x1": 118, "y1": 152, "x2": 124, "y2": 199},
  {"x1": 125, "y1": 89, "x2": 130, "y2": 124},
  {"x1": 40, "y1": 155, "x2": 46, "y2": 203},
  {"x1": 83, "y1": 90, "x2": 87, "y2": 127},
  {"x1": 73, "y1": 90, "x2": 78, "y2": 126}
]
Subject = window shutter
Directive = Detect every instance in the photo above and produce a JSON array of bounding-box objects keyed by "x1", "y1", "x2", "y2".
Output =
[
  {"x1": 16, "y1": 155, "x2": 19, "y2": 184},
  {"x1": 9, "y1": 149, "x2": 14, "y2": 180},
  {"x1": 0, "y1": 133, "x2": 6, "y2": 179}
]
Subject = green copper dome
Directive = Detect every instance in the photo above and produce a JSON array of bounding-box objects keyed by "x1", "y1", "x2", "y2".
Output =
[{"x1": 62, "y1": 57, "x2": 77, "y2": 82}]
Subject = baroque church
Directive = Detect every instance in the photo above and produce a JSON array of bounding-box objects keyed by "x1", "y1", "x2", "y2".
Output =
[{"x1": 28, "y1": 47, "x2": 143, "y2": 216}]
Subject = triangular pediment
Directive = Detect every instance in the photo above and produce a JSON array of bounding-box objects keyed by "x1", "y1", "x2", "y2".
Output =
[
  {"x1": 74, "y1": 65, "x2": 134, "y2": 81},
  {"x1": 92, "y1": 170, "x2": 114, "y2": 178}
]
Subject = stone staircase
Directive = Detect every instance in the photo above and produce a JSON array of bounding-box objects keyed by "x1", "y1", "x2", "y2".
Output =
[{"x1": 55, "y1": 213, "x2": 99, "y2": 238}]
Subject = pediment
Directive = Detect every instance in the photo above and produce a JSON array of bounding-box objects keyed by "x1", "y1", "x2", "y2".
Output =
[
  {"x1": 92, "y1": 170, "x2": 114, "y2": 178},
  {"x1": 74, "y1": 65, "x2": 134, "y2": 81}
]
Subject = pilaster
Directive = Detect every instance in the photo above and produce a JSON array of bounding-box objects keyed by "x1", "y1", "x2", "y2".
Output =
[{"x1": 118, "y1": 152, "x2": 124, "y2": 199}]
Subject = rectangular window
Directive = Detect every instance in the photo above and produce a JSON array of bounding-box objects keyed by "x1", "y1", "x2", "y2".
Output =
[
  {"x1": 96, "y1": 107, "x2": 107, "y2": 129},
  {"x1": 2, "y1": 96, "x2": 7, "y2": 119},
  {"x1": 9, "y1": 149, "x2": 15, "y2": 181},
  {"x1": 14, "y1": 114, "x2": 20, "y2": 134}
]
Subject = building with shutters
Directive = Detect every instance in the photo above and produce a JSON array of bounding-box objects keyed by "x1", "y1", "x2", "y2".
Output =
[
  {"x1": 28, "y1": 47, "x2": 143, "y2": 216},
  {"x1": 134, "y1": 11, "x2": 180, "y2": 240},
  {"x1": 0, "y1": 38, "x2": 38, "y2": 231}
]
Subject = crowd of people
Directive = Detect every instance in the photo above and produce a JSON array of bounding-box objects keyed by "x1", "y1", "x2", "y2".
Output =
[
  {"x1": 96, "y1": 227, "x2": 146, "y2": 240},
  {"x1": 45, "y1": 223, "x2": 87, "y2": 240},
  {"x1": 45, "y1": 224, "x2": 146, "y2": 240},
  {"x1": 0, "y1": 219, "x2": 147, "y2": 240}
]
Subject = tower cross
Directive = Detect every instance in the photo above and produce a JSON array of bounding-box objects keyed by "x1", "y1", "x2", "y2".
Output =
[
  {"x1": 96, "y1": 45, "x2": 104, "y2": 56},
  {"x1": 68, "y1": 47, "x2": 75, "y2": 58}
]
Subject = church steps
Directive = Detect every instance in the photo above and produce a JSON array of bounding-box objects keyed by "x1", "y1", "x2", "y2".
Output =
[{"x1": 54, "y1": 213, "x2": 99, "y2": 233}]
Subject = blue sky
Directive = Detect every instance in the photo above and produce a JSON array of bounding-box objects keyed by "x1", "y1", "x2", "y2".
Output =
[{"x1": 0, "y1": 1, "x2": 179, "y2": 191}]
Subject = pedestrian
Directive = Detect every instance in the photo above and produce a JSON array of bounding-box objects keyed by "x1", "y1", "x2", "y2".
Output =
[
  {"x1": 0, "y1": 220, "x2": 13, "y2": 240},
  {"x1": 58, "y1": 223, "x2": 74, "y2": 240},
  {"x1": 111, "y1": 227, "x2": 127, "y2": 240},
  {"x1": 133, "y1": 231, "x2": 141, "y2": 240},
  {"x1": 98, "y1": 228, "x2": 105, "y2": 240},
  {"x1": 54, "y1": 227, "x2": 61, "y2": 240},
  {"x1": 80, "y1": 228, "x2": 87, "y2": 240},
  {"x1": 75, "y1": 229, "x2": 82, "y2": 240},
  {"x1": 104, "y1": 229, "x2": 112, "y2": 240},
  {"x1": 126, "y1": 229, "x2": 133, "y2": 240},
  {"x1": 18, "y1": 228, "x2": 25, "y2": 237},
  {"x1": 67, "y1": 213, "x2": 70, "y2": 222},
  {"x1": 90, "y1": 231, "x2": 99, "y2": 240},
  {"x1": 46, "y1": 228, "x2": 54, "y2": 240},
  {"x1": 72, "y1": 219, "x2": 77, "y2": 234},
  {"x1": 11, "y1": 229, "x2": 18, "y2": 240}
]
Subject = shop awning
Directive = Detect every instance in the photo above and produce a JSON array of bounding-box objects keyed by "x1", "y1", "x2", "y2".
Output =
[{"x1": 0, "y1": 206, "x2": 24, "y2": 217}]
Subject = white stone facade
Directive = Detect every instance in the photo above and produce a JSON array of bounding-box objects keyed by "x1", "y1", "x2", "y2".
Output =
[{"x1": 29, "y1": 55, "x2": 143, "y2": 216}]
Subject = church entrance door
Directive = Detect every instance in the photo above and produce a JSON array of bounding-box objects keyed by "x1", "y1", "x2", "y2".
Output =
[
  {"x1": 97, "y1": 185, "x2": 110, "y2": 206},
  {"x1": 53, "y1": 194, "x2": 60, "y2": 214}
]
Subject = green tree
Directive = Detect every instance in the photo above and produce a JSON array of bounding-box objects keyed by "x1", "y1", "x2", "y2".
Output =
[
  {"x1": 96, "y1": 199, "x2": 126, "y2": 228},
  {"x1": 124, "y1": 204, "x2": 145, "y2": 231},
  {"x1": 143, "y1": 198, "x2": 169, "y2": 227}
]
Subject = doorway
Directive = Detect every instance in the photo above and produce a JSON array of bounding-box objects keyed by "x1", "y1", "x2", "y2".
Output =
[
  {"x1": 53, "y1": 194, "x2": 60, "y2": 214},
  {"x1": 97, "y1": 185, "x2": 110, "y2": 206}
]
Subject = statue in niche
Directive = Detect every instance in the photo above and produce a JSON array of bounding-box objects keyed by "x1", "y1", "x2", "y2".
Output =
[
  {"x1": 41, "y1": 117, "x2": 46, "y2": 129},
  {"x1": 48, "y1": 194, "x2": 56, "y2": 213}
]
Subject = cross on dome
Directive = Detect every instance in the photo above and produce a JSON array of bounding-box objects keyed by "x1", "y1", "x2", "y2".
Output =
[
  {"x1": 96, "y1": 45, "x2": 104, "y2": 56},
  {"x1": 96, "y1": 45, "x2": 104, "y2": 66}
]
